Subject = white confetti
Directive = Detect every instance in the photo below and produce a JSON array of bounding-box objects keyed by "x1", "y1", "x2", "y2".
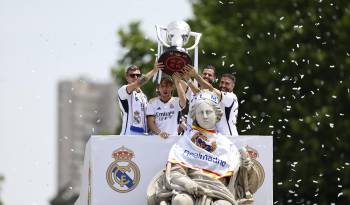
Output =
[
  {"x1": 338, "y1": 192, "x2": 343, "y2": 197},
  {"x1": 280, "y1": 16, "x2": 285, "y2": 20}
]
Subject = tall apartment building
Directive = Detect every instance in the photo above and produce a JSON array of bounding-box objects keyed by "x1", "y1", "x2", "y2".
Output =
[{"x1": 51, "y1": 78, "x2": 118, "y2": 205}]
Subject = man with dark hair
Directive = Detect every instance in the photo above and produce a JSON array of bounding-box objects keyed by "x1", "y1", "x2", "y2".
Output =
[
  {"x1": 202, "y1": 64, "x2": 216, "y2": 84},
  {"x1": 117, "y1": 61, "x2": 164, "y2": 135},
  {"x1": 146, "y1": 73, "x2": 186, "y2": 138},
  {"x1": 216, "y1": 73, "x2": 238, "y2": 136},
  {"x1": 183, "y1": 65, "x2": 239, "y2": 136}
]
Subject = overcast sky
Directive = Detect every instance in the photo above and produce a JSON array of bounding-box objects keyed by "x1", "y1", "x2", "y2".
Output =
[{"x1": 0, "y1": 0, "x2": 192, "y2": 204}]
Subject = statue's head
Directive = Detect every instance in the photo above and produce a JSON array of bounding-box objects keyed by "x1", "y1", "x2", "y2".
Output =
[
  {"x1": 190, "y1": 93, "x2": 223, "y2": 130},
  {"x1": 166, "y1": 21, "x2": 191, "y2": 48}
]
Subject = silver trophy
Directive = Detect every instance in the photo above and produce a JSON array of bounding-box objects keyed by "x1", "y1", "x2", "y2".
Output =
[{"x1": 154, "y1": 21, "x2": 202, "y2": 79}]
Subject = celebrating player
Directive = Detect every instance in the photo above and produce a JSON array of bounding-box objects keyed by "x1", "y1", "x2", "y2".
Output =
[
  {"x1": 117, "y1": 61, "x2": 164, "y2": 135},
  {"x1": 146, "y1": 73, "x2": 186, "y2": 138}
]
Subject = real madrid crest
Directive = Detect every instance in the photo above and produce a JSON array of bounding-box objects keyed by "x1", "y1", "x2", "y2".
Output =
[
  {"x1": 191, "y1": 132, "x2": 217, "y2": 153},
  {"x1": 106, "y1": 146, "x2": 140, "y2": 193}
]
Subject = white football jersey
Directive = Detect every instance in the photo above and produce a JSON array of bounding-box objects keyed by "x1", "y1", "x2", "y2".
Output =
[
  {"x1": 117, "y1": 85, "x2": 148, "y2": 135},
  {"x1": 216, "y1": 92, "x2": 239, "y2": 136},
  {"x1": 146, "y1": 97, "x2": 183, "y2": 135}
]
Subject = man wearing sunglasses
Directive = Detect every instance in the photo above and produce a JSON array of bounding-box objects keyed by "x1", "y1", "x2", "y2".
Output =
[{"x1": 117, "y1": 62, "x2": 164, "y2": 135}]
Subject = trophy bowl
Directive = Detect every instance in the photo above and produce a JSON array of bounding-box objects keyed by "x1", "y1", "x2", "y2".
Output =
[{"x1": 158, "y1": 47, "x2": 192, "y2": 76}]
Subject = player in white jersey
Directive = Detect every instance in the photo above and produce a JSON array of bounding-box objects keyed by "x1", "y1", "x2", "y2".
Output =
[
  {"x1": 216, "y1": 73, "x2": 239, "y2": 136},
  {"x1": 183, "y1": 65, "x2": 239, "y2": 136},
  {"x1": 117, "y1": 62, "x2": 164, "y2": 135},
  {"x1": 182, "y1": 65, "x2": 217, "y2": 129},
  {"x1": 146, "y1": 73, "x2": 186, "y2": 138}
]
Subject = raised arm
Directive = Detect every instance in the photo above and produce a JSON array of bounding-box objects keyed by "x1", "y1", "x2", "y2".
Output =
[
  {"x1": 126, "y1": 61, "x2": 164, "y2": 93},
  {"x1": 172, "y1": 72, "x2": 187, "y2": 109},
  {"x1": 182, "y1": 66, "x2": 200, "y2": 95},
  {"x1": 183, "y1": 64, "x2": 221, "y2": 98}
]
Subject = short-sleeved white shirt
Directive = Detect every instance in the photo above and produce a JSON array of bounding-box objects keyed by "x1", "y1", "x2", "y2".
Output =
[
  {"x1": 146, "y1": 97, "x2": 183, "y2": 135},
  {"x1": 216, "y1": 91, "x2": 239, "y2": 136},
  {"x1": 117, "y1": 85, "x2": 148, "y2": 135}
]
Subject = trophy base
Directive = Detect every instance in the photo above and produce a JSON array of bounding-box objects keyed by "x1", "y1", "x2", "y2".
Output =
[{"x1": 158, "y1": 47, "x2": 192, "y2": 76}]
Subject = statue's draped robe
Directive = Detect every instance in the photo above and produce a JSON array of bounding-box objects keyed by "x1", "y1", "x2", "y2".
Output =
[{"x1": 155, "y1": 126, "x2": 241, "y2": 205}]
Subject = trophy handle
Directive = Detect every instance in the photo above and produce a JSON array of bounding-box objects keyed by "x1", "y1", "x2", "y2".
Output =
[
  {"x1": 186, "y1": 31, "x2": 202, "y2": 51},
  {"x1": 155, "y1": 25, "x2": 170, "y2": 48}
]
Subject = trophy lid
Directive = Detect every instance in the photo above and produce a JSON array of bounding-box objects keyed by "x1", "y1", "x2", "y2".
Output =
[{"x1": 166, "y1": 21, "x2": 191, "y2": 47}]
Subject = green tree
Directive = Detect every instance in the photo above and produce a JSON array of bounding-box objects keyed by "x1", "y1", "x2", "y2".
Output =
[
  {"x1": 112, "y1": 0, "x2": 350, "y2": 203},
  {"x1": 0, "y1": 175, "x2": 4, "y2": 205}
]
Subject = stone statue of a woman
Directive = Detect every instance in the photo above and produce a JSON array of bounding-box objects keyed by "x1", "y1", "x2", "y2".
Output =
[{"x1": 147, "y1": 92, "x2": 263, "y2": 205}]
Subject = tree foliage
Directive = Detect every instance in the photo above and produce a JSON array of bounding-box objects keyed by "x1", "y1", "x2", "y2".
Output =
[
  {"x1": 0, "y1": 175, "x2": 4, "y2": 205},
  {"x1": 112, "y1": 0, "x2": 350, "y2": 203}
]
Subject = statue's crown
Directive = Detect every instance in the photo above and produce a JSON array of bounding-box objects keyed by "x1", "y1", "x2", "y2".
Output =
[
  {"x1": 196, "y1": 90, "x2": 219, "y2": 104},
  {"x1": 112, "y1": 146, "x2": 134, "y2": 160}
]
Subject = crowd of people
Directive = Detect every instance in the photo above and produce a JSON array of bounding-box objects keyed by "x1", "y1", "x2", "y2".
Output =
[
  {"x1": 116, "y1": 60, "x2": 263, "y2": 205},
  {"x1": 117, "y1": 59, "x2": 239, "y2": 138}
]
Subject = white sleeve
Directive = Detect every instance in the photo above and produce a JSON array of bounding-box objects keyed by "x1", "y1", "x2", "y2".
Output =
[
  {"x1": 117, "y1": 85, "x2": 130, "y2": 100},
  {"x1": 146, "y1": 100, "x2": 155, "y2": 116},
  {"x1": 220, "y1": 92, "x2": 235, "y2": 107}
]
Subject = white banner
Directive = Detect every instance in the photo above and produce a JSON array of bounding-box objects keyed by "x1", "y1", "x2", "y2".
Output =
[
  {"x1": 168, "y1": 128, "x2": 240, "y2": 178},
  {"x1": 75, "y1": 135, "x2": 273, "y2": 205}
]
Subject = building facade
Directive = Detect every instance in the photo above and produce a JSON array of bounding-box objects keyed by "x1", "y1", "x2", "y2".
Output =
[{"x1": 51, "y1": 78, "x2": 118, "y2": 205}]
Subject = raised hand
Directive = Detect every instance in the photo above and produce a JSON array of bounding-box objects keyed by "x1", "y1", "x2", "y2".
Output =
[
  {"x1": 183, "y1": 64, "x2": 196, "y2": 78},
  {"x1": 154, "y1": 61, "x2": 165, "y2": 71},
  {"x1": 172, "y1": 72, "x2": 181, "y2": 82}
]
